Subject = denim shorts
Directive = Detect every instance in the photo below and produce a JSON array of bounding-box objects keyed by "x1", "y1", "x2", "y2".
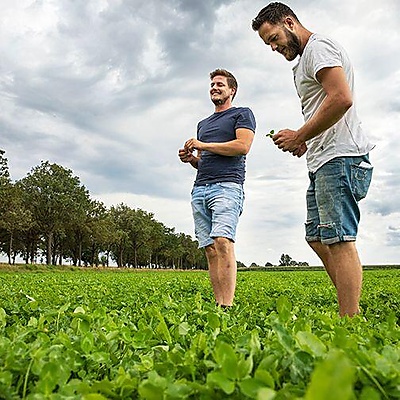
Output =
[
  {"x1": 191, "y1": 182, "x2": 244, "y2": 248},
  {"x1": 305, "y1": 155, "x2": 373, "y2": 245}
]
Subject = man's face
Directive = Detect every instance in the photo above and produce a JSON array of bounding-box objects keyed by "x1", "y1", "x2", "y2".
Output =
[
  {"x1": 258, "y1": 20, "x2": 301, "y2": 61},
  {"x1": 210, "y1": 76, "x2": 234, "y2": 106}
]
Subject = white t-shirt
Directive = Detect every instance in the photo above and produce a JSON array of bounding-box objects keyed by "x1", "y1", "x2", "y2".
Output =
[{"x1": 292, "y1": 33, "x2": 374, "y2": 173}]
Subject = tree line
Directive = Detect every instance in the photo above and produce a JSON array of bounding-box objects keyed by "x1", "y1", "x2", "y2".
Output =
[
  {"x1": 0, "y1": 150, "x2": 208, "y2": 269},
  {"x1": 246, "y1": 253, "x2": 309, "y2": 269}
]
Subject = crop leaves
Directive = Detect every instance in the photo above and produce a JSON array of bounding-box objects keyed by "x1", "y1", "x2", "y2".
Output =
[{"x1": 0, "y1": 269, "x2": 398, "y2": 399}]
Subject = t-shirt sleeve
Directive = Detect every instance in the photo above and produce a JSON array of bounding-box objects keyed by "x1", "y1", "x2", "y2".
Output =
[
  {"x1": 196, "y1": 121, "x2": 201, "y2": 139},
  {"x1": 308, "y1": 38, "x2": 343, "y2": 80},
  {"x1": 235, "y1": 108, "x2": 256, "y2": 133}
]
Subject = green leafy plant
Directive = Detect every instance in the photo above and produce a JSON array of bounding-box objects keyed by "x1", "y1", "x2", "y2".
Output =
[
  {"x1": 266, "y1": 129, "x2": 275, "y2": 138},
  {"x1": 0, "y1": 269, "x2": 399, "y2": 399}
]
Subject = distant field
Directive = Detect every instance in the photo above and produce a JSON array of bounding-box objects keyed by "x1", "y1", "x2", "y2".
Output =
[{"x1": 0, "y1": 268, "x2": 399, "y2": 399}]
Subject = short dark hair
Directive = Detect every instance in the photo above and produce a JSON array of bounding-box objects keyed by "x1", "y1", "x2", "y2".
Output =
[
  {"x1": 209, "y1": 68, "x2": 238, "y2": 99},
  {"x1": 252, "y1": 2, "x2": 300, "y2": 31}
]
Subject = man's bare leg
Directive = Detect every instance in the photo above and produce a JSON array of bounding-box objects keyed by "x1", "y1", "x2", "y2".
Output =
[
  {"x1": 205, "y1": 237, "x2": 237, "y2": 307},
  {"x1": 308, "y1": 241, "x2": 362, "y2": 317},
  {"x1": 308, "y1": 241, "x2": 337, "y2": 287},
  {"x1": 205, "y1": 244, "x2": 223, "y2": 305}
]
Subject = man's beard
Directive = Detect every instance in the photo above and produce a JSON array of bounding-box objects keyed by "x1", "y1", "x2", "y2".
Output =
[
  {"x1": 211, "y1": 94, "x2": 230, "y2": 106},
  {"x1": 282, "y1": 27, "x2": 301, "y2": 61}
]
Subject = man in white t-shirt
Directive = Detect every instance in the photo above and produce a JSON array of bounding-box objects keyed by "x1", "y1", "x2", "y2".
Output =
[{"x1": 252, "y1": 2, "x2": 374, "y2": 317}]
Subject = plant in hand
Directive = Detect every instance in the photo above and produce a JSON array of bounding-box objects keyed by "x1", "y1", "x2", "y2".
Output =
[{"x1": 266, "y1": 129, "x2": 275, "y2": 138}]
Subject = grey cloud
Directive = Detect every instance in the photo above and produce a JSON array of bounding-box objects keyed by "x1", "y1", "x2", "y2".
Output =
[
  {"x1": 386, "y1": 225, "x2": 400, "y2": 247},
  {"x1": 4, "y1": 0, "x2": 232, "y2": 130},
  {"x1": 365, "y1": 176, "x2": 400, "y2": 217},
  {"x1": 156, "y1": 0, "x2": 231, "y2": 72}
]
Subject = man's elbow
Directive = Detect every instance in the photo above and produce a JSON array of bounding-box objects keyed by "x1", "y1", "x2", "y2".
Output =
[
  {"x1": 240, "y1": 144, "x2": 252, "y2": 155},
  {"x1": 338, "y1": 92, "x2": 353, "y2": 113},
  {"x1": 343, "y1": 97, "x2": 353, "y2": 112}
]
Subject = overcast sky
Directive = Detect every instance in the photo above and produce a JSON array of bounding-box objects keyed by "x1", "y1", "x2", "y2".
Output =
[{"x1": 1, "y1": 0, "x2": 399, "y2": 266}]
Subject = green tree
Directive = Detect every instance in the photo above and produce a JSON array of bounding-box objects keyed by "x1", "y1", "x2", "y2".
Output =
[
  {"x1": 109, "y1": 204, "x2": 135, "y2": 267},
  {"x1": 279, "y1": 253, "x2": 293, "y2": 266},
  {"x1": 109, "y1": 204, "x2": 162, "y2": 268},
  {"x1": 83, "y1": 200, "x2": 115, "y2": 267},
  {"x1": 0, "y1": 149, "x2": 10, "y2": 182},
  {"x1": 0, "y1": 185, "x2": 33, "y2": 264},
  {"x1": 0, "y1": 149, "x2": 11, "y2": 217},
  {"x1": 18, "y1": 161, "x2": 91, "y2": 265},
  {"x1": 265, "y1": 262, "x2": 273, "y2": 267},
  {"x1": 160, "y1": 229, "x2": 182, "y2": 269},
  {"x1": 129, "y1": 208, "x2": 154, "y2": 268},
  {"x1": 0, "y1": 150, "x2": 33, "y2": 263},
  {"x1": 62, "y1": 199, "x2": 111, "y2": 267},
  {"x1": 179, "y1": 233, "x2": 200, "y2": 269},
  {"x1": 146, "y1": 220, "x2": 169, "y2": 268}
]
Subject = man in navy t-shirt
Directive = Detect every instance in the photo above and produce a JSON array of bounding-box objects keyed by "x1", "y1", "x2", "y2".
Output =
[{"x1": 178, "y1": 69, "x2": 256, "y2": 308}]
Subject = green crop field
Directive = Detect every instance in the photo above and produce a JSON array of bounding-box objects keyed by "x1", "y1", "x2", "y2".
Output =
[{"x1": 0, "y1": 268, "x2": 399, "y2": 399}]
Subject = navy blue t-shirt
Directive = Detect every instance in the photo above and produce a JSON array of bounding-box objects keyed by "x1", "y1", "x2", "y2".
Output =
[{"x1": 194, "y1": 107, "x2": 256, "y2": 186}]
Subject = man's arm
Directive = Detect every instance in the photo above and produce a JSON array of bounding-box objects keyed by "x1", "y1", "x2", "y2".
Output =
[
  {"x1": 273, "y1": 66, "x2": 353, "y2": 153},
  {"x1": 184, "y1": 128, "x2": 255, "y2": 156},
  {"x1": 298, "y1": 66, "x2": 353, "y2": 141}
]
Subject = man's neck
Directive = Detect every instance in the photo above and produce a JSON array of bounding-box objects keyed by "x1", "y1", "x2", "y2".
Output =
[
  {"x1": 298, "y1": 27, "x2": 313, "y2": 55},
  {"x1": 214, "y1": 101, "x2": 233, "y2": 113}
]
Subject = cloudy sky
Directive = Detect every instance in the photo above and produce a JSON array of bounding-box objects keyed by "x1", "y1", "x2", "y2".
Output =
[{"x1": 1, "y1": 0, "x2": 399, "y2": 266}]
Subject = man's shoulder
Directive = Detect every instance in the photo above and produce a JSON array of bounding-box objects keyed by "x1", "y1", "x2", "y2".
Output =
[
  {"x1": 302, "y1": 33, "x2": 347, "y2": 72},
  {"x1": 228, "y1": 107, "x2": 256, "y2": 122},
  {"x1": 306, "y1": 33, "x2": 343, "y2": 53},
  {"x1": 231, "y1": 106, "x2": 254, "y2": 113}
]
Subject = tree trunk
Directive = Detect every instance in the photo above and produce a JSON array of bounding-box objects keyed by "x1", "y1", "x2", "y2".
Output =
[
  {"x1": 30, "y1": 240, "x2": 36, "y2": 264},
  {"x1": 47, "y1": 231, "x2": 53, "y2": 265},
  {"x1": 24, "y1": 244, "x2": 29, "y2": 264},
  {"x1": 78, "y1": 241, "x2": 82, "y2": 267},
  {"x1": 118, "y1": 247, "x2": 123, "y2": 267},
  {"x1": 134, "y1": 248, "x2": 138, "y2": 268},
  {"x1": 8, "y1": 232, "x2": 13, "y2": 265}
]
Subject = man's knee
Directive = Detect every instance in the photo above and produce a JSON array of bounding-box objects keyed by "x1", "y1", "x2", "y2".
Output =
[
  {"x1": 205, "y1": 243, "x2": 217, "y2": 258},
  {"x1": 213, "y1": 237, "x2": 233, "y2": 252},
  {"x1": 307, "y1": 240, "x2": 322, "y2": 252},
  {"x1": 329, "y1": 241, "x2": 358, "y2": 257},
  {"x1": 308, "y1": 240, "x2": 332, "y2": 263}
]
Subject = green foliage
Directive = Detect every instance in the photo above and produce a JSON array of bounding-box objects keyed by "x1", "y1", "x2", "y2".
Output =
[
  {"x1": 0, "y1": 157, "x2": 206, "y2": 269},
  {"x1": 0, "y1": 269, "x2": 399, "y2": 399},
  {"x1": 0, "y1": 149, "x2": 10, "y2": 182},
  {"x1": 266, "y1": 130, "x2": 275, "y2": 138},
  {"x1": 278, "y1": 253, "x2": 309, "y2": 267},
  {"x1": 17, "y1": 161, "x2": 91, "y2": 265}
]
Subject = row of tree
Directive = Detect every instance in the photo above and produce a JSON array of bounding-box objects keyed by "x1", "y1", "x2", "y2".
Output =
[
  {"x1": 277, "y1": 253, "x2": 309, "y2": 267},
  {"x1": 245, "y1": 253, "x2": 309, "y2": 269},
  {"x1": 0, "y1": 150, "x2": 208, "y2": 269}
]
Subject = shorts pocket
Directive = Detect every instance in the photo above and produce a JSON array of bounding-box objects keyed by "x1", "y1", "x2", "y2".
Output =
[{"x1": 351, "y1": 162, "x2": 373, "y2": 201}]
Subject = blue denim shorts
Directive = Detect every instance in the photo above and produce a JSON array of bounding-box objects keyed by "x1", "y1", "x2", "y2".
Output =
[
  {"x1": 191, "y1": 182, "x2": 244, "y2": 248},
  {"x1": 305, "y1": 155, "x2": 373, "y2": 245}
]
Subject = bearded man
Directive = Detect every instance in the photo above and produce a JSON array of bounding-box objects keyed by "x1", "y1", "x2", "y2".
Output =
[{"x1": 252, "y1": 3, "x2": 374, "y2": 316}]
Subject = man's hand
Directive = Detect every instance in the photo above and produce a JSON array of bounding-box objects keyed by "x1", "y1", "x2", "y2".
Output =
[
  {"x1": 273, "y1": 129, "x2": 306, "y2": 157},
  {"x1": 184, "y1": 138, "x2": 203, "y2": 153},
  {"x1": 178, "y1": 148, "x2": 196, "y2": 163},
  {"x1": 273, "y1": 129, "x2": 301, "y2": 152},
  {"x1": 292, "y1": 142, "x2": 308, "y2": 158}
]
